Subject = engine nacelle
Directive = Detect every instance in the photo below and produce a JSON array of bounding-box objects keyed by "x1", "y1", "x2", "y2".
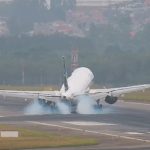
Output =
[{"x1": 105, "y1": 95, "x2": 118, "y2": 104}]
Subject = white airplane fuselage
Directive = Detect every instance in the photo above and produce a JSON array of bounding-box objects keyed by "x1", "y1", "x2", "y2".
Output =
[{"x1": 60, "y1": 67, "x2": 94, "y2": 99}]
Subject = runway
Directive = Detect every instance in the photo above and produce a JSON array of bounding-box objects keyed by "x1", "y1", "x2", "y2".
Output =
[{"x1": 0, "y1": 97, "x2": 150, "y2": 150}]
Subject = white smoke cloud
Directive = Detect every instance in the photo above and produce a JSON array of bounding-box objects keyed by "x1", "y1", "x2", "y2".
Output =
[
  {"x1": 23, "y1": 96, "x2": 112, "y2": 115},
  {"x1": 24, "y1": 100, "x2": 53, "y2": 115},
  {"x1": 56, "y1": 101, "x2": 71, "y2": 114},
  {"x1": 76, "y1": 95, "x2": 113, "y2": 114},
  {"x1": 24, "y1": 100, "x2": 71, "y2": 115},
  {"x1": 77, "y1": 95, "x2": 97, "y2": 114}
]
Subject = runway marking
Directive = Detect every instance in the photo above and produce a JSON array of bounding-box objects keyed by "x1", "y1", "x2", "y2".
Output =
[
  {"x1": 63, "y1": 121, "x2": 116, "y2": 126},
  {"x1": 124, "y1": 101, "x2": 150, "y2": 106},
  {"x1": 28, "y1": 121, "x2": 83, "y2": 132},
  {"x1": 0, "y1": 116, "x2": 4, "y2": 117},
  {"x1": 125, "y1": 132, "x2": 144, "y2": 135},
  {"x1": 28, "y1": 121, "x2": 150, "y2": 143}
]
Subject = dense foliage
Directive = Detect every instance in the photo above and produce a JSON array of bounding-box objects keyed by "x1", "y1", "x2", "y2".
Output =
[
  {"x1": 0, "y1": 33, "x2": 150, "y2": 86},
  {"x1": 0, "y1": 1, "x2": 150, "y2": 86}
]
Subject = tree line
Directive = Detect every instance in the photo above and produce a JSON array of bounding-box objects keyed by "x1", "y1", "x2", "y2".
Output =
[{"x1": 0, "y1": 33, "x2": 150, "y2": 86}]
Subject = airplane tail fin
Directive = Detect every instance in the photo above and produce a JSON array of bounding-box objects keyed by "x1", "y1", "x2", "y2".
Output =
[{"x1": 62, "y1": 56, "x2": 69, "y2": 91}]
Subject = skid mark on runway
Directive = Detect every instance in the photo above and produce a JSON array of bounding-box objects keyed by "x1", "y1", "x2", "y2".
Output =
[
  {"x1": 63, "y1": 121, "x2": 116, "y2": 126},
  {"x1": 28, "y1": 121, "x2": 150, "y2": 143}
]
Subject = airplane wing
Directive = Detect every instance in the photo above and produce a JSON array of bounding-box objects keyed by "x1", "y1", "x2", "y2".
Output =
[
  {"x1": 0, "y1": 84, "x2": 149, "y2": 103},
  {"x1": 0, "y1": 90, "x2": 61, "y2": 102},
  {"x1": 89, "y1": 84, "x2": 150, "y2": 100}
]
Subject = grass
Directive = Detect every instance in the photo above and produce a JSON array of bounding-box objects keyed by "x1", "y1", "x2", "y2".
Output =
[
  {"x1": 0, "y1": 125, "x2": 98, "y2": 150},
  {"x1": 122, "y1": 88, "x2": 150, "y2": 103}
]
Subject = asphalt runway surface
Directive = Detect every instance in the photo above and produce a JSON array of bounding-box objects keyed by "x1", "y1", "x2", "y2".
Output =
[{"x1": 0, "y1": 97, "x2": 150, "y2": 150}]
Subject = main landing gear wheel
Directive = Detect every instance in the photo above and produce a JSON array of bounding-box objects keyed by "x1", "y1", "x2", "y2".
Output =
[{"x1": 96, "y1": 99, "x2": 103, "y2": 109}]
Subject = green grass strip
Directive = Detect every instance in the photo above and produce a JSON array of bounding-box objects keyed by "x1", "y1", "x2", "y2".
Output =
[{"x1": 0, "y1": 125, "x2": 98, "y2": 150}]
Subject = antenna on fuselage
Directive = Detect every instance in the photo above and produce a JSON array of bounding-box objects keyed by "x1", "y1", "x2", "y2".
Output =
[{"x1": 62, "y1": 56, "x2": 69, "y2": 91}]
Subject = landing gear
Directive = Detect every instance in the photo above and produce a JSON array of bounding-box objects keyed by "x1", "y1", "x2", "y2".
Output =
[
  {"x1": 99, "y1": 104, "x2": 102, "y2": 109},
  {"x1": 38, "y1": 98, "x2": 56, "y2": 109},
  {"x1": 96, "y1": 99, "x2": 103, "y2": 109},
  {"x1": 61, "y1": 98, "x2": 77, "y2": 113},
  {"x1": 70, "y1": 100, "x2": 78, "y2": 113},
  {"x1": 70, "y1": 103, "x2": 77, "y2": 113},
  {"x1": 37, "y1": 98, "x2": 76, "y2": 114},
  {"x1": 38, "y1": 98, "x2": 46, "y2": 106}
]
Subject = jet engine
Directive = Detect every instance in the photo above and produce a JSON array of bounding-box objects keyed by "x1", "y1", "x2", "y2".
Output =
[{"x1": 105, "y1": 95, "x2": 118, "y2": 104}]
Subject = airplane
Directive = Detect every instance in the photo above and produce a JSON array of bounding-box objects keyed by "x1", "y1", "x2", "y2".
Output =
[{"x1": 0, "y1": 56, "x2": 150, "y2": 113}]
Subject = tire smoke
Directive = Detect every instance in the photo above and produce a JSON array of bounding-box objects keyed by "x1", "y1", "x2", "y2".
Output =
[
  {"x1": 56, "y1": 101, "x2": 71, "y2": 114},
  {"x1": 24, "y1": 100, "x2": 52, "y2": 115},
  {"x1": 76, "y1": 95, "x2": 113, "y2": 114},
  {"x1": 24, "y1": 100, "x2": 71, "y2": 115},
  {"x1": 24, "y1": 97, "x2": 112, "y2": 115},
  {"x1": 77, "y1": 95, "x2": 97, "y2": 114}
]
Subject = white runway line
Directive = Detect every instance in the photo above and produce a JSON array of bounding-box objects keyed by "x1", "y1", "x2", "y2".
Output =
[
  {"x1": 124, "y1": 101, "x2": 150, "y2": 106},
  {"x1": 0, "y1": 116, "x2": 4, "y2": 117},
  {"x1": 125, "y1": 132, "x2": 144, "y2": 135},
  {"x1": 28, "y1": 121, "x2": 83, "y2": 132},
  {"x1": 28, "y1": 121, "x2": 150, "y2": 143},
  {"x1": 63, "y1": 121, "x2": 116, "y2": 126}
]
